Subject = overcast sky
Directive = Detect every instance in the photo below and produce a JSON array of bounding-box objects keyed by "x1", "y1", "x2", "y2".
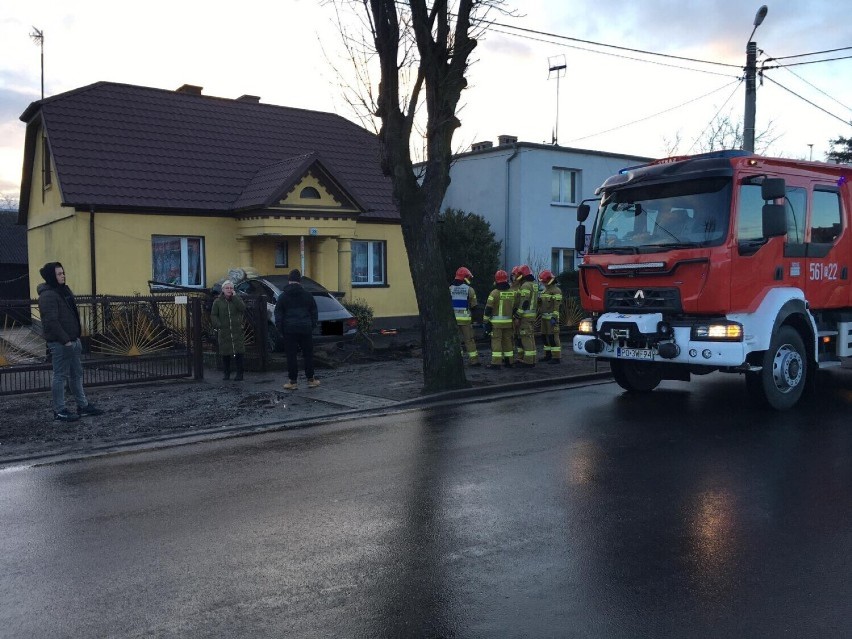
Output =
[{"x1": 1, "y1": 0, "x2": 850, "y2": 202}]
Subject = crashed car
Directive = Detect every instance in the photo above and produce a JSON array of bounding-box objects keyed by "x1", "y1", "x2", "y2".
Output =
[{"x1": 234, "y1": 274, "x2": 358, "y2": 351}]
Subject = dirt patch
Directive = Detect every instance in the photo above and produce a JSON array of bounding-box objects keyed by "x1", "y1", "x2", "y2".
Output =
[{"x1": 0, "y1": 333, "x2": 606, "y2": 464}]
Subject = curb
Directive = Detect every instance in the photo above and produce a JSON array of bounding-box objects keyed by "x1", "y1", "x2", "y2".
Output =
[{"x1": 0, "y1": 371, "x2": 613, "y2": 470}]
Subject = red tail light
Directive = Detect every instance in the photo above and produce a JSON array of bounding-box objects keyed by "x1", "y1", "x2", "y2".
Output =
[{"x1": 345, "y1": 318, "x2": 358, "y2": 329}]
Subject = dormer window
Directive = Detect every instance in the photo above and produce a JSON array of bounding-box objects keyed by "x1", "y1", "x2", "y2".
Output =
[{"x1": 300, "y1": 187, "x2": 321, "y2": 199}]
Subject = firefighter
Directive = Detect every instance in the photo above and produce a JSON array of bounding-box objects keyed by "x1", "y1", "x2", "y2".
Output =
[
  {"x1": 538, "y1": 269, "x2": 563, "y2": 364},
  {"x1": 509, "y1": 265, "x2": 523, "y2": 361},
  {"x1": 483, "y1": 270, "x2": 519, "y2": 368},
  {"x1": 449, "y1": 266, "x2": 480, "y2": 366},
  {"x1": 515, "y1": 264, "x2": 539, "y2": 366}
]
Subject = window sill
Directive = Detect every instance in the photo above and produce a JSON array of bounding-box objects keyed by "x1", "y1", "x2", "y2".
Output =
[
  {"x1": 352, "y1": 283, "x2": 389, "y2": 288},
  {"x1": 550, "y1": 202, "x2": 577, "y2": 208}
]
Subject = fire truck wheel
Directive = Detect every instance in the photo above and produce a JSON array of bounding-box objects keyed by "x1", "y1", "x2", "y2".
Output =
[
  {"x1": 751, "y1": 326, "x2": 807, "y2": 410},
  {"x1": 610, "y1": 360, "x2": 662, "y2": 393}
]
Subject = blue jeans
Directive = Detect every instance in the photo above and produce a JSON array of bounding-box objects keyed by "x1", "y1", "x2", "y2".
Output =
[{"x1": 48, "y1": 339, "x2": 88, "y2": 413}]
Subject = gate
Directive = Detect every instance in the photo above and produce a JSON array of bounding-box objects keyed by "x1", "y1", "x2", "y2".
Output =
[{"x1": 0, "y1": 295, "x2": 205, "y2": 395}]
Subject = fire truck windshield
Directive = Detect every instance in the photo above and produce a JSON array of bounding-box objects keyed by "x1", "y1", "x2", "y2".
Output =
[{"x1": 591, "y1": 177, "x2": 732, "y2": 253}]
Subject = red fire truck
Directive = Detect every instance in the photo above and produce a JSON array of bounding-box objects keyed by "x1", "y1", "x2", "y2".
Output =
[{"x1": 572, "y1": 150, "x2": 851, "y2": 409}]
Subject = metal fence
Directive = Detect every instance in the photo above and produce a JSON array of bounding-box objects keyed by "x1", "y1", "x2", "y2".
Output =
[{"x1": 0, "y1": 294, "x2": 269, "y2": 395}]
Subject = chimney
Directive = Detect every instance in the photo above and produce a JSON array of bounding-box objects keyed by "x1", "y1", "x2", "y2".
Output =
[
  {"x1": 176, "y1": 84, "x2": 203, "y2": 95},
  {"x1": 471, "y1": 141, "x2": 494, "y2": 152},
  {"x1": 498, "y1": 135, "x2": 518, "y2": 146},
  {"x1": 236, "y1": 95, "x2": 261, "y2": 103}
]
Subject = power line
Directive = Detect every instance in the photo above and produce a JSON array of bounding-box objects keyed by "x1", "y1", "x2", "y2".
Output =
[
  {"x1": 770, "y1": 46, "x2": 852, "y2": 61},
  {"x1": 483, "y1": 19, "x2": 742, "y2": 69},
  {"x1": 762, "y1": 50, "x2": 852, "y2": 115},
  {"x1": 763, "y1": 54, "x2": 852, "y2": 69},
  {"x1": 566, "y1": 80, "x2": 742, "y2": 144},
  {"x1": 686, "y1": 80, "x2": 745, "y2": 154},
  {"x1": 762, "y1": 75, "x2": 852, "y2": 127},
  {"x1": 488, "y1": 27, "x2": 738, "y2": 79}
]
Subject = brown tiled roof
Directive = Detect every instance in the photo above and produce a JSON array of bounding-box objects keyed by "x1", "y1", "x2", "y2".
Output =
[
  {"x1": 19, "y1": 82, "x2": 398, "y2": 221},
  {"x1": 0, "y1": 211, "x2": 27, "y2": 264}
]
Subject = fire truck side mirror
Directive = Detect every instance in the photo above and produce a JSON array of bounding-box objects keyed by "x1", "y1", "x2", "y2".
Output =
[
  {"x1": 575, "y1": 224, "x2": 587, "y2": 252},
  {"x1": 762, "y1": 204, "x2": 787, "y2": 237},
  {"x1": 761, "y1": 178, "x2": 786, "y2": 201},
  {"x1": 577, "y1": 203, "x2": 591, "y2": 223}
]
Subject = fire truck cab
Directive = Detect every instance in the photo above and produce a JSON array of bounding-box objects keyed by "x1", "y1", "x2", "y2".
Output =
[{"x1": 573, "y1": 150, "x2": 851, "y2": 410}]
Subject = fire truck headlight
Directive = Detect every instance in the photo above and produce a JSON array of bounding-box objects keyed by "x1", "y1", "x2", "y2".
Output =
[
  {"x1": 692, "y1": 322, "x2": 743, "y2": 341},
  {"x1": 578, "y1": 318, "x2": 595, "y2": 334}
]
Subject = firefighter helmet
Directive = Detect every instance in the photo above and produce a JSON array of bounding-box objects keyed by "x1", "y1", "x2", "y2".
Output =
[
  {"x1": 455, "y1": 266, "x2": 473, "y2": 282},
  {"x1": 518, "y1": 264, "x2": 533, "y2": 278},
  {"x1": 510, "y1": 265, "x2": 521, "y2": 277},
  {"x1": 494, "y1": 269, "x2": 509, "y2": 283},
  {"x1": 539, "y1": 269, "x2": 554, "y2": 284}
]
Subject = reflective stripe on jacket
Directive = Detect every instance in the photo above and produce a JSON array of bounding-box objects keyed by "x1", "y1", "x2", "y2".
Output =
[
  {"x1": 450, "y1": 283, "x2": 476, "y2": 324},
  {"x1": 517, "y1": 281, "x2": 539, "y2": 319},
  {"x1": 485, "y1": 288, "x2": 518, "y2": 327},
  {"x1": 539, "y1": 283, "x2": 563, "y2": 319}
]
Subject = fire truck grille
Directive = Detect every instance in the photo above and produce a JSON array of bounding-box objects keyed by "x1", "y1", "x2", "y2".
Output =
[{"x1": 605, "y1": 288, "x2": 682, "y2": 313}]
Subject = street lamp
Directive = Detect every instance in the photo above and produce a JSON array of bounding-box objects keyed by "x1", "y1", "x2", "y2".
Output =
[{"x1": 743, "y1": 5, "x2": 768, "y2": 153}]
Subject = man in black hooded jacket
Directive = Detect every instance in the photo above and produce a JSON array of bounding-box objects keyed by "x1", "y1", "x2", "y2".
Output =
[
  {"x1": 274, "y1": 269, "x2": 320, "y2": 390},
  {"x1": 37, "y1": 262, "x2": 104, "y2": 421}
]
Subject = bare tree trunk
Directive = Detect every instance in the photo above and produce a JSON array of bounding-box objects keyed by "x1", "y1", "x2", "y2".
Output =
[{"x1": 366, "y1": 0, "x2": 476, "y2": 392}]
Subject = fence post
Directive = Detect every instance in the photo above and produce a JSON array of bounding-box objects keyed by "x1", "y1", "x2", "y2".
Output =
[{"x1": 190, "y1": 297, "x2": 204, "y2": 379}]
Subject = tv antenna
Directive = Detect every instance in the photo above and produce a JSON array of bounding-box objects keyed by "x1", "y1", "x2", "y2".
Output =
[
  {"x1": 547, "y1": 55, "x2": 567, "y2": 145},
  {"x1": 30, "y1": 27, "x2": 44, "y2": 99}
]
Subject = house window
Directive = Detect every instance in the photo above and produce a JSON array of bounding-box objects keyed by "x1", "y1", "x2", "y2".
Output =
[
  {"x1": 351, "y1": 240, "x2": 386, "y2": 286},
  {"x1": 551, "y1": 248, "x2": 575, "y2": 273},
  {"x1": 42, "y1": 136, "x2": 52, "y2": 188},
  {"x1": 300, "y1": 187, "x2": 321, "y2": 199},
  {"x1": 152, "y1": 236, "x2": 204, "y2": 287},
  {"x1": 551, "y1": 168, "x2": 578, "y2": 205},
  {"x1": 275, "y1": 241, "x2": 289, "y2": 267}
]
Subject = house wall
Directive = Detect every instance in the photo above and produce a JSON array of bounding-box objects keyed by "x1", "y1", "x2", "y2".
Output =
[
  {"x1": 27, "y1": 207, "x2": 419, "y2": 321},
  {"x1": 441, "y1": 144, "x2": 650, "y2": 273},
  {"x1": 350, "y1": 222, "x2": 416, "y2": 320}
]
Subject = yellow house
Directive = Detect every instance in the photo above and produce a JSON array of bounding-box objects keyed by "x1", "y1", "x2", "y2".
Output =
[{"x1": 18, "y1": 82, "x2": 418, "y2": 326}]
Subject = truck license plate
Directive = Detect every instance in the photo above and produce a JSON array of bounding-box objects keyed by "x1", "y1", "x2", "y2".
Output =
[{"x1": 616, "y1": 347, "x2": 655, "y2": 360}]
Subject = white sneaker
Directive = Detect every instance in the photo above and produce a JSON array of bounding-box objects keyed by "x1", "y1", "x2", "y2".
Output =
[{"x1": 307, "y1": 378, "x2": 321, "y2": 388}]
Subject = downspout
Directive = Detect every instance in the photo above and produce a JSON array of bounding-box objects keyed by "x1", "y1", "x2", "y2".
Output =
[
  {"x1": 504, "y1": 144, "x2": 519, "y2": 269},
  {"x1": 89, "y1": 206, "x2": 97, "y2": 297},
  {"x1": 89, "y1": 205, "x2": 98, "y2": 339}
]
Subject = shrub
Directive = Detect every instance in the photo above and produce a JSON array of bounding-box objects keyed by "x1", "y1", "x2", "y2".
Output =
[{"x1": 343, "y1": 298, "x2": 374, "y2": 337}]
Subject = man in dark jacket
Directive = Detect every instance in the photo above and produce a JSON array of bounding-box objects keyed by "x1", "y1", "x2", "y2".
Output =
[
  {"x1": 37, "y1": 262, "x2": 104, "y2": 421},
  {"x1": 274, "y1": 269, "x2": 320, "y2": 390}
]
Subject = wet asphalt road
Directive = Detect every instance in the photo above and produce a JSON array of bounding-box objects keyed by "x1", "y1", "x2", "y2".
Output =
[{"x1": 2, "y1": 373, "x2": 852, "y2": 638}]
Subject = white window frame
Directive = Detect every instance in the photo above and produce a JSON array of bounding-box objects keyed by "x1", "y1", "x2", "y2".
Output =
[
  {"x1": 275, "y1": 241, "x2": 289, "y2": 268},
  {"x1": 151, "y1": 235, "x2": 205, "y2": 289},
  {"x1": 552, "y1": 167, "x2": 579, "y2": 206},
  {"x1": 551, "y1": 247, "x2": 575, "y2": 273},
  {"x1": 351, "y1": 240, "x2": 387, "y2": 286}
]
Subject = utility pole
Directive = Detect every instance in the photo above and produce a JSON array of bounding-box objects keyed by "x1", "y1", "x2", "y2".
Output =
[{"x1": 743, "y1": 6, "x2": 768, "y2": 153}]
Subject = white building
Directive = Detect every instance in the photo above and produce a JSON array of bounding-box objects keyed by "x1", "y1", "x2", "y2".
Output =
[{"x1": 439, "y1": 136, "x2": 651, "y2": 274}]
